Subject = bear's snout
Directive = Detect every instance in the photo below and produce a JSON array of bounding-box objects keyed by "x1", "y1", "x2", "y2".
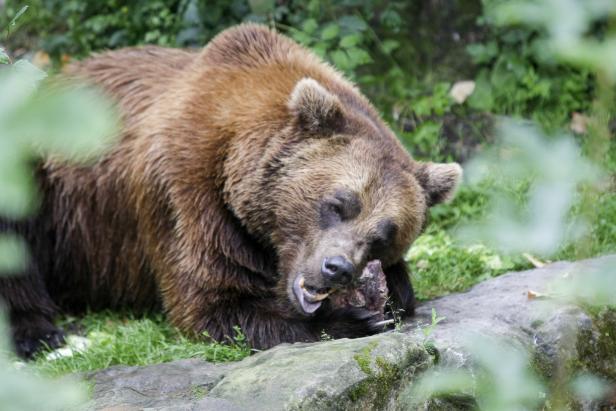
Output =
[{"x1": 321, "y1": 255, "x2": 355, "y2": 285}]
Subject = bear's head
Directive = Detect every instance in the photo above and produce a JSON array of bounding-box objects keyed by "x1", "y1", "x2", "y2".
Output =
[{"x1": 235, "y1": 78, "x2": 462, "y2": 316}]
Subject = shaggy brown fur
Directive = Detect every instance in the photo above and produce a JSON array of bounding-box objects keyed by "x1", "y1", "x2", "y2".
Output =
[{"x1": 0, "y1": 24, "x2": 461, "y2": 357}]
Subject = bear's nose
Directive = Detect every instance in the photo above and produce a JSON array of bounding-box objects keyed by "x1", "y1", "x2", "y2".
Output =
[{"x1": 321, "y1": 256, "x2": 354, "y2": 284}]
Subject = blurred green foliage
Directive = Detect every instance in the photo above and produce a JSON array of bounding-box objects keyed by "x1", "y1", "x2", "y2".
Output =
[
  {"x1": 0, "y1": 9, "x2": 118, "y2": 408},
  {"x1": 410, "y1": 0, "x2": 616, "y2": 408},
  {"x1": 466, "y1": 0, "x2": 595, "y2": 128},
  {"x1": 0, "y1": 52, "x2": 117, "y2": 272},
  {"x1": 1, "y1": 0, "x2": 598, "y2": 154}
]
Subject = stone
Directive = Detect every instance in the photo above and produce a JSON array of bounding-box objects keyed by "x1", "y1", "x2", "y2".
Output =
[
  {"x1": 83, "y1": 359, "x2": 237, "y2": 410},
  {"x1": 208, "y1": 333, "x2": 430, "y2": 410},
  {"x1": 403, "y1": 255, "x2": 616, "y2": 410},
  {"x1": 85, "y1": 255, "x2": 616, "y2": 410}
]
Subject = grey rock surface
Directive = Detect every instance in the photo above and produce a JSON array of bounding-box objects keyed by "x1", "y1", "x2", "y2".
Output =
[
  {"x1": 208, "y1": 332, "x2": 430, "y2": 410},
  {"x1": 84, "y1": 359, "x2": 238, "y2": 410},
  {"x1": 86, "y1": 256, "x2": 616, "y2": 410}
]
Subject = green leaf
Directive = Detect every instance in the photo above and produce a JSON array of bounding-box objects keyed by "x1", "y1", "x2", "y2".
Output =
[
  {"x1": 409, "y1": 369, "x2": 475, "y2": 405},
  {"x1": 339, "y1": 34, "x2": 360, "y2": 48},
  {"x1": 9, "y1": 85, "x2": 119, "y2": 161},
  {"x1": 311, "y1": 42, "x2": 328, "y2": 58},
  {"x1": 467, "y1": 71, "x2": 494, "y2": 111},
  {"x1": 248, "y1": 0, "x2": 274, "y2": 15},
  {"x1": 330, "y1": 49, "x2": 350, "y2": 70},
  {"x1": 0, "y1": 145, "x2": 37, "y2": 218},
  {"x1": 320, "y1": 24, "x2": 339, "y2": 41},
  {"x1": 9, "y1": 5, "x2": 29, "y2": 28},
  {"x1": 381, "y1": 39, "x2": 399, "y2": 54},
  {"x1": 13, "y1": 59, "x2": 47, "y2": 85},
  {"x1": 302, "y1": 18, "x2": 318, "y2": 35},
  {"x1": 338, "y1": 15, "x2": 367, "y2": 32},
  {"x1": 345, "y1": 47, "x2": 372, "y2": 65},
  {"x1": 0, "y1": 234, "x2": 28, "y2": 273},
  {"x1": 467, "y1": 41, "x2": 498, "y2": 64},
  {"x1": 291, "y1": 30, "x2": 312, "y2": 46},
  {"x1": 0, "y1": 48, "x2": 9, "y2": 65}
]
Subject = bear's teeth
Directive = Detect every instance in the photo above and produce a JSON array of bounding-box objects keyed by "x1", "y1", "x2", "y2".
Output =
[
  {"x1": 298, "y1": 276, "x2": 330, "y2": 301},
  {"x1": 311, "y1": 292, "x2": 330, "y2": 301}
]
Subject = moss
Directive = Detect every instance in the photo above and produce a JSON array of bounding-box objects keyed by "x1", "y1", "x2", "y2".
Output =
[
  {"x1": 575, "y1": 307, "x2": 616, "y2": 381},
  {"x1": 347, "y1": 380, "x2": 370, "y2": 403},
  {"x1": 191, "y1": 385, "x2": 208, "y2": 400},
  {"x1": 352, "y1": 342, "x2": 377, "y2": 375},
  {"x1": 347, "y1": 342, "x2": 409, "y2": 409},
  {"x1": 423, "y1": 341, "x2": 440, "y2": 364},
  {"x1": 530, "y1": 319, "x2": 544, "y2": 329},
  {"x1": 527, "y1": 307, "x2": 616, "y2": 410},
  {"x1": 348, "y1": 342, "x2": 379, "y2": 402},
  {"x1": 347, "y1": 356, "x2": 401, "y2": 408}
]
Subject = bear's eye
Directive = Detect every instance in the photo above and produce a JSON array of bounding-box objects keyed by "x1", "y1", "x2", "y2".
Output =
[
  {"x1": 319, "y1": 190, "x2": 361, "y2": 229},
  {"x1": 319, "y1": 199, "x2": 344, "y2": 228},
  {"x1": 328, "y1": 203, "x2": 343, "y2": 215}
]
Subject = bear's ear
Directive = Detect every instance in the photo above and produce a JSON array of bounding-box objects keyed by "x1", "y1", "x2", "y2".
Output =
[
  {"x1": 414, "y1": 162, "x2": 463, "y2": 206},
  {"x1": 288, "y1": 78, "x2": 346, "y2": 136}
]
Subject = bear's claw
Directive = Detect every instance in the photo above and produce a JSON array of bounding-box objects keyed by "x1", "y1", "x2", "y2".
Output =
[{"x1": 11, "y1": 314, "x2": 65, "y2": 359}]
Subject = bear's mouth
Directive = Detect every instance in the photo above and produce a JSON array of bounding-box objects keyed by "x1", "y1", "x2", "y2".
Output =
[{"x1": 292, "y1": 274, "x2": 332, "y2": 315}]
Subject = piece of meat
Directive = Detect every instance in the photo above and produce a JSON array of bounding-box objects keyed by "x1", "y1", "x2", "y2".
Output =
[{"x1": 329, "y1": 260, "x2": 388, "y2": 320}]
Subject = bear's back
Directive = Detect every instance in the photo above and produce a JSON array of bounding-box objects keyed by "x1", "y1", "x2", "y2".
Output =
[{"x1": 66, "y1": 46, "x2": 196, "y2": 128}]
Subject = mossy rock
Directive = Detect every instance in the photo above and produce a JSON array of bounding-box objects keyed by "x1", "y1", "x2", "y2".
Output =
[
  {"x1": 86, "y1": 255, "x2": 616, "y2": 410},
  {"x1": 208, "y1": 333, "x2": 432, "y2": 410}
]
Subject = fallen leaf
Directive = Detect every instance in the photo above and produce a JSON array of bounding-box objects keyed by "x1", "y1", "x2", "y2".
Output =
[
  {"x1": 523, "y1": 253, "x2": 545, "y2": 268},
  {"x1": 570, "y1": 112, "x2": 589, "y2": 134},
  {"x1": 450, "y1": 80, "x2": 476, "y2": 104},
  {"x1": 527, "y1": 290, "x2": 546, "y2": 300},
  {"x1": 32, "y1": 50, "x2": 50, "y2": 69}
]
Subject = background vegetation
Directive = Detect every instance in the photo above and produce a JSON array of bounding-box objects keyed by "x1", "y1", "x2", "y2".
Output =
[{"x1": 1, "y1": 0, "x2": 614, "y2": 398}]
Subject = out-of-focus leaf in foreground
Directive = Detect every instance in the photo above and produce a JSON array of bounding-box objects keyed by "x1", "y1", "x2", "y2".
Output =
[
  {"x1": 407, "y1": 334, "x2": 544, "y2": 410},
  {"x1": 457, "y1": 119, "x2": 601, "y2": 256},
  {"x1": 0, "y1": 234, "x2": 28, "y2": 273},
  {"x1": 491, "y1": 0, "x2": 616, "y2": 80},
  {"x1": 0, "y1": 59, "x2": 118, "y2": 219},
  {"x1": 553, "y1": 258, "x2": 616, "y2": 307},
  {"x1": 0, "y1": 314, "x2": 86, "y2": 411},
  {"x1": 0, "y1": 48, "x2": 118, "y2": 409}
]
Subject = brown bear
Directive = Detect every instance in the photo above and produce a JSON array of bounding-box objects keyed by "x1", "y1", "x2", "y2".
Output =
[{"x1": 0, "y1": 24, "x2": 461, "y2": 358}]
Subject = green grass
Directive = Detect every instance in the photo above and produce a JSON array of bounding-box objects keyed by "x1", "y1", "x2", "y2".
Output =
[
  {"x1": 407, "y1": 227, "x2": 530, "y2": 300},
  {"x1": 406, "y1": 184, "x2": 531, "y2": 301},
  {"x1": 30, "y1": 312, "x2": 250, "y2": 377},
  {"x1": 407, "y1": 164, "x2": 616, "y2": 301}
]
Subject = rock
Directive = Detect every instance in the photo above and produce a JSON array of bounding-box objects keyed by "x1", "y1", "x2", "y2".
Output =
[
  {"x1": 404, "y1": 255, "x2": 616, "y2": 410},
  {"x1": 86, "y1": 255, "x2": 616, "y2": 410},
  {"x1": 83, "y1": 359, "x2": 237, "y2": 410},
  {"x1": 406, "y1": 256, "x2": 614, "y2": 365},
  {"x1": 210, "y1": 333, "x2": 430, "y2": 410}
]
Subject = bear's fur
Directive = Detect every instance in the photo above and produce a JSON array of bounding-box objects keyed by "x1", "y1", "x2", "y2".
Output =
[{"x1": 0, "y1": 24, "x2": 462, "y2": 357}]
